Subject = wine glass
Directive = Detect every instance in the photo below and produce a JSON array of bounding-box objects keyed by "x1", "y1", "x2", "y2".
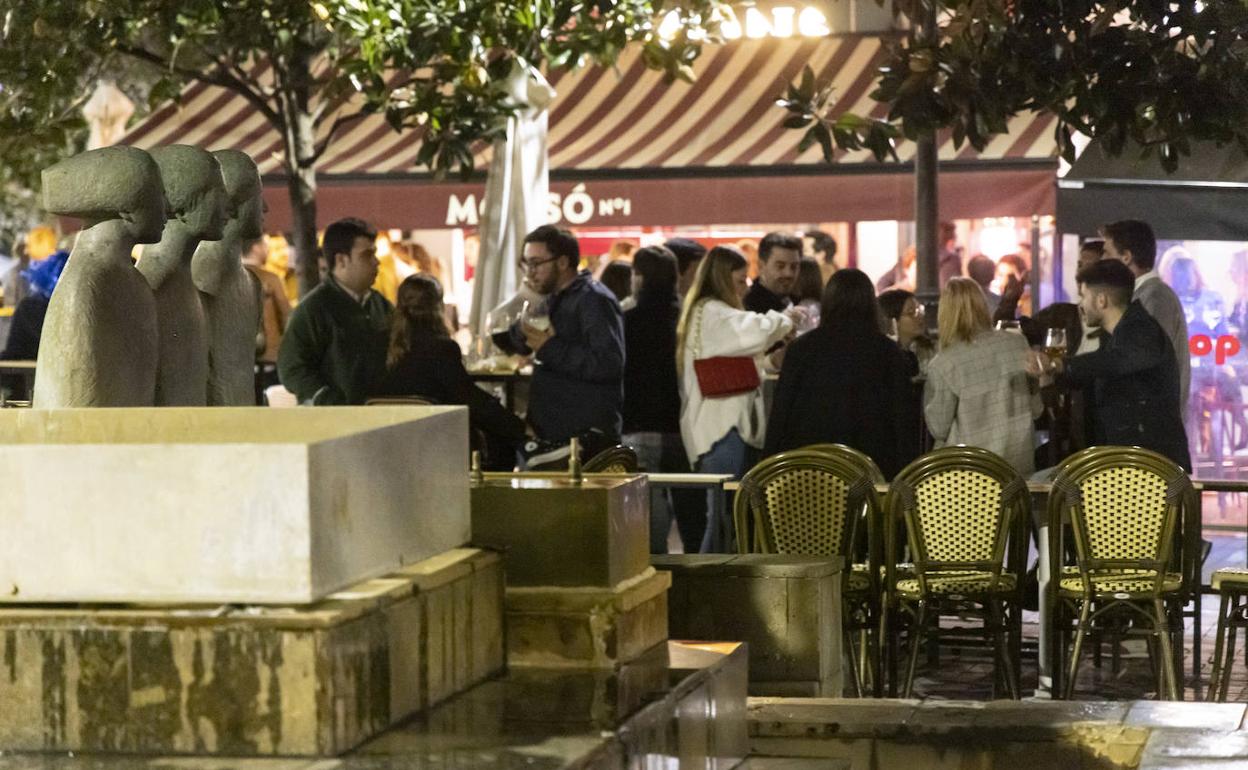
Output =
[
  {"x1": 1044, "y1": 327, "x2": 1068, "y2": 360},
  {"x1": 995, "y1": 319, "x2": 1021, "y2": 334},
  {"x1": 521, "y1": 299, "x2": 550, "y2": 333}
]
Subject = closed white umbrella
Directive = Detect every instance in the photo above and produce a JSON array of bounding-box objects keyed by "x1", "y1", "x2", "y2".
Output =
[{"x1": 469, "y1": 63, "x2": 555, "y2": 335}]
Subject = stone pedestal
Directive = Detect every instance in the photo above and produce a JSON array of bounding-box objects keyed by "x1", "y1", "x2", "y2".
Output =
[
  {"x1": 0, "y1": 406, "x2": 469, "y2": 604},
  {"x1": 507, "y1": 567, "x2": 671, "y2": 668},
  {"x1": 472, "y1": 474, "x2": 666, "y2": 668},
  {"x1": 654, "y1": 553, "x2": 843, "y2": 697},
  {"x1": 471, "y1": 474, "x2": 649, "y2": 587},
  {"x1": 0, "y1": 548, "x2": 504, "y2": 757}
]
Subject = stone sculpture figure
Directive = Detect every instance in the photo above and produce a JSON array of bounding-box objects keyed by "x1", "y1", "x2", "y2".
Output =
[
  {"x1": 34, "y1": 146, "x2": 164, "y2": 407},
  {"x1": 192, "y1": 150, "x2": 264, "y2": 406},
  {"x1": 138, "y1": 146, "x2": 228, "y2": 406}
]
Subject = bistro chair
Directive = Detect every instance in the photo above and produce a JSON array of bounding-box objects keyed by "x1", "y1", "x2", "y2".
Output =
[
  {"x1": 365, "y1": 395, "x2": 437, "y2": 406},
  {"x1": 1207, "y1": 567, "x2": 1248, "y2": 702},
  {"x1": 883, "y1": 446, "x2": 1028, "y2": 699},
  {"x1": 734, "y1": 447, "x2": 882, "y2": 696},
  {"x1": 583, "y1": 445, "x2": 639, "y2": 474},
  {"x1": 1046, "y1": 445, "x2": 1196, "y2": 701},
  {"x1": 802, "y1": 443, "x2": 889, "y2": 695}
]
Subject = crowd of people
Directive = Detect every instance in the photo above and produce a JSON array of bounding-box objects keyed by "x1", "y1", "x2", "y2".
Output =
[{"x1": 272, "y1": 215, "x2": 1194, "y2": 552}]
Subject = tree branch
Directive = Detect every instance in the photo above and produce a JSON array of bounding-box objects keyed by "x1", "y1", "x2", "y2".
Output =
[
  {"x1": 114, "y1": 43, "x2": 284, "y2": 130},
  {"x1": 310, "y1": 109, "x2": 369, "y2": 164}
]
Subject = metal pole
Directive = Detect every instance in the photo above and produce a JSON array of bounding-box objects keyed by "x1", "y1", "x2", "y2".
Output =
[
  {"x1": 1030, "y1": 214, "x2": 1042, "y2": 311},
  {"x1": 914, "y1": 0, "x2": 940, "y2": 323}
]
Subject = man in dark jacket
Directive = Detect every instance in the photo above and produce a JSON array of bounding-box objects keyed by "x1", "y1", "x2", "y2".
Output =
[
  {"x1": 510, "y1": 225, "x2": 624, "y2": 449},
  {"x1": 278, "y1": 218, "x2": 392, "y2": 405},
  {"x1": 744, "y1": 232, "x2": 800, "y2": 314},
  {"x1": 1031, "y1": 259, "x2": 1190, "y2": 472}
]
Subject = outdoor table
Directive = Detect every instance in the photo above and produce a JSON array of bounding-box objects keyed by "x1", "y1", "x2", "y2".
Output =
[
  {"x1": 649, "y1": 473, "x2": 735, "y2": 553},
  {"x1": 467, "y1": 368, "x2": 530, "y2": 412}
]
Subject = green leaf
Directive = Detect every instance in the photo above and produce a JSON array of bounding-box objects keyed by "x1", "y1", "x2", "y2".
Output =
[{"x1": 798, "y1": 65, "x2": 814, "y2": 100}]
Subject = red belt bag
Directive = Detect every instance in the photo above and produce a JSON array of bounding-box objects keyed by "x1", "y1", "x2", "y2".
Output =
[{"x1": 693, "y1": 356, "x2": 760, "y2": 398}]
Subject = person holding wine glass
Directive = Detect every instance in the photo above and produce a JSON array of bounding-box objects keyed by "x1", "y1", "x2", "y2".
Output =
[
  {"x1": 506, "y1": 225, "x2": 625, "y2": 464},
  {"x1": 1026, "y1": 259, "x2": 1191, "y2": 472}
]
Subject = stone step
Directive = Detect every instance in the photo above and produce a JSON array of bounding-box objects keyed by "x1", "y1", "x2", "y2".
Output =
[{"x1": 0, "y1": 548, "x2": 503, "y2": 757}]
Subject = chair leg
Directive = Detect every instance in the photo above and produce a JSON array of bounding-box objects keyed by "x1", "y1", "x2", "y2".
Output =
[
  {"x1": 1065, "y1": 600, "x2": 1092, "y2": 700},
  {"x1": 1194, "y1": 589, "x2": 1203, "y2": 696},
  {"x1": 1222, "y1": 605, "x2": 1241, "y2": 703},
  {"x1": 870, "y1": 609, "x2": 884, "y2": 698},
  {"x1": 989, "y1": 598, "x2": 1019, "y2": 700},
  {"x1": 845, "y1": 627, "x2": 864, "y2": 697},
  {"x1": 1155, "y1": 599, "x2": 1179, "y2": 701},
  {"x1": 904, "y1": 602, "x2": 927, "y2": 698},
  {"x1": 858, "y1": 628, "x2": 873, "y2": 694},
  {"x1": 1208, "y1": 592, "x2": 1231, "y2": 702},
  {"x1": 884, "y1": 604, "x2": 899, "y2": 698}
]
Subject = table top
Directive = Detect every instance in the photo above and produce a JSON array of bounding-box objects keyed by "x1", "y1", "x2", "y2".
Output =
[{"x1": 467, "y1": 368, "x2": 531, "y2": 380}]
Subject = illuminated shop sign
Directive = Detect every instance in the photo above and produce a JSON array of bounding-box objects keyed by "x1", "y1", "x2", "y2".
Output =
[
  {"x1": 446, "y1": 185, "x2": 633, "y2": 227},
  {"x1": 657, "y1": 5, "x2": 832, "y2": 40}
]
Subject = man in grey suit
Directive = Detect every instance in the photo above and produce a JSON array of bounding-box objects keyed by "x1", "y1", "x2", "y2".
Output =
[{"x1": 1101, "y1": 220, "x2": 1190, "y2": 412}]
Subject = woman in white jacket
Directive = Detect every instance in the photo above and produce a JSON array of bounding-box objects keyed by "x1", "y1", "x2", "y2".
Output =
[{"x1": 676, "y1": 246, "x2": 797, "y2": 480}]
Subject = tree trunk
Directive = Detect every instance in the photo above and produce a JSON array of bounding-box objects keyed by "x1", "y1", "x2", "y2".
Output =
[
  {"x1": 276, "y1": 46, "x2": 321, "y2": 297},
  {"x1": 287, "y1": 161, "x2": 319, "y2": 297}
]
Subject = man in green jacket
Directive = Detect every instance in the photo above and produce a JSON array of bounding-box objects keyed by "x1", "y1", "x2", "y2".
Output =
[{"x1": 278, "y1": 218, "x2": 392, "y2": 405}]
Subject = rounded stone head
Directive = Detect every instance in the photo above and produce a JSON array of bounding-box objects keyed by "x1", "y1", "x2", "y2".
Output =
[
  {"x1": 213, "y1": 150, "x2": 263, "y2": 239},
  {"x1": 42, "y1": 146, "x2": 168, "y2": 243},
  {"x1": 150, "y1": 145, "x2": 228, "y2": 241}
]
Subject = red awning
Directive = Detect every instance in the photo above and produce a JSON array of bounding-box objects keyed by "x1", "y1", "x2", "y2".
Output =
[{"x1": 124, "y1": 36, "x2": 1057, "y2": 229}]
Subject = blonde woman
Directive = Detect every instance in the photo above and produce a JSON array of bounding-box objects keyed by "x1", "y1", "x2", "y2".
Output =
[
  {"x1": 677, "y1": 246, "x2": 798, "y2": 480},
  {"x1": 924, "y1": 277, "x2": 1039, "y2": 475}
]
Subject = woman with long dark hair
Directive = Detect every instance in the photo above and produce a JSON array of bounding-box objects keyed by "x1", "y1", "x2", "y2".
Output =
[
  {"x1": 375, "y1": 274, "x2": 526, "y2": 469},
  {"x1": 622, "y1": 245, "x2": 698, "y2": 552},
  {"x1": 764, "y1": 268, "x2": 917, "y2": 477}
]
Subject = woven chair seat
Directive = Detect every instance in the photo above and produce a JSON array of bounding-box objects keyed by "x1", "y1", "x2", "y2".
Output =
[
  {"x1": 1057, "y1": 568, "x2": 1182, "y2": 597},
  {"x1": 848, "y1": 562, "x2": 915, "y2": 593},
  {"x1": 1213, "y1": 568, "x2": 1248, "y2": 591},
  {"x1": 895, "y1": 570, "x2": 1016, "y2": 598}
]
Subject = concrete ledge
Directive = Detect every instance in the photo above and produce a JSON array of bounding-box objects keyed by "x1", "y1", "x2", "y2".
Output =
[
  {"x1": 0, "y1": 548, "x2": 504, "y2": 757},
  {"x1": 655, "y1": 554, "x2": 843, "y2": 697},
  {"x1": 748, "y1": 697, "x2": 1248, "y2": 770},
  {"x1": 505, "y1": 568, "x2": 670, "y2": 669}
]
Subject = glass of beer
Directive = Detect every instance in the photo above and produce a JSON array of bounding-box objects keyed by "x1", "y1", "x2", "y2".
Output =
[{"x1": 1044, "y1": 327, "x2": 1068, "y2": 360}]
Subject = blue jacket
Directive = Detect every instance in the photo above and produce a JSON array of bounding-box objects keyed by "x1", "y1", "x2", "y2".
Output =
[{"x1": 511, "y1": 271, "x2": 624, "y2": 441}]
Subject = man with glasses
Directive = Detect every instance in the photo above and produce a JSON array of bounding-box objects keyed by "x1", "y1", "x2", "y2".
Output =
[{"x1": 509, "y1": 224, "x2": 625, "y2": 464}]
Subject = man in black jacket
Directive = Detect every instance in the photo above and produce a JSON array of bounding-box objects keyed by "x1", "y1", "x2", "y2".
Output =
[
  {"x1": 509, "y1": 225, "x2": 624, "y2": 452},
  {"x1": 1030, "y1": 259, "x2": 1190, "y2": 472},
  {"x1": 744, "y1": 232, "x2": 800, "y2": 314}
]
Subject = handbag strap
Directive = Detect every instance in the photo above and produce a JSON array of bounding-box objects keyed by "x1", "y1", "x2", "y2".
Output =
[{"x1": 690, "y1": 299, "x2": 706, "y2": 360}]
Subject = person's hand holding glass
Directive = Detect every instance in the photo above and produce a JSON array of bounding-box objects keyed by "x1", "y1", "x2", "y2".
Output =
[
  {"x1": 519, "y1": 298, "x2": 553, "y2": 354},
  {"x1": 1043, "y1": 327, "x2": 1068, "y2": 361}
]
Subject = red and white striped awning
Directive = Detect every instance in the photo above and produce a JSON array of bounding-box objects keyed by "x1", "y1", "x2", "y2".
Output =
[{"x1": 121, "y1": 36, "x2": 1057, "y2": 178}]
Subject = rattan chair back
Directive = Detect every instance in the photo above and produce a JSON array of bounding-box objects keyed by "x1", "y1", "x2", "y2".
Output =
[
  {"x1": 1048, "y1": 445, "x2": 1193, "y2": 598},
  {"x1": 734, "y1": 448, "x2": 875, "y2": 562},
  {"x1": 886, "y1": 446, "x2": 1028, "y2": 595}
]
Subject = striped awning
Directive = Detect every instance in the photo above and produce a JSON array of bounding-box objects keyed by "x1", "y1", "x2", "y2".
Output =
[{"x1": 121, "y1": 36, "x2": 1057, "y2": 178}]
